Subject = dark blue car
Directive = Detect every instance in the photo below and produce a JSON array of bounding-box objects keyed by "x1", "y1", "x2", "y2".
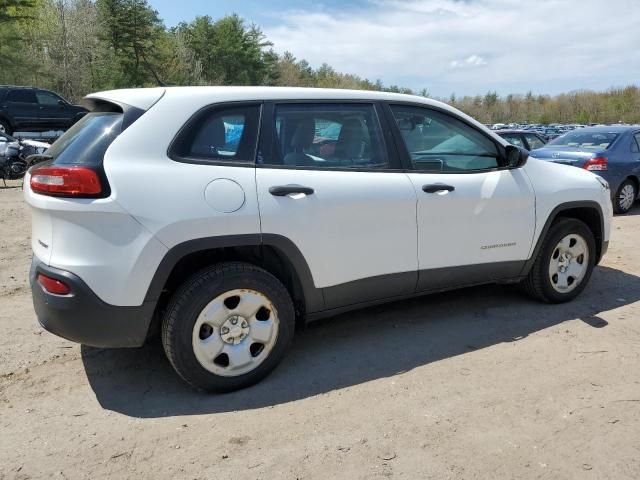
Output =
[{"x1": 531, "y1": 126, "x2": 640, "y2": 214}]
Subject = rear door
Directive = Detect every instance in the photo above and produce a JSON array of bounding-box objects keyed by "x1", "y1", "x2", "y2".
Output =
[
  {"x1": 255, "y1": 101, "x2": 418, "y2": 311},
  {"x1": 4, "y1": 89, "x2": 40, "y2": 129},
  {"x1": 386, "y1": 103, "x2": 536, "y2": 291}
]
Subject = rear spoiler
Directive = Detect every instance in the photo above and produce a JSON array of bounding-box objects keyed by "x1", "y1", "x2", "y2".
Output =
[{"x1": 84, "y1": 88, "x2": 165, "y2": 112}]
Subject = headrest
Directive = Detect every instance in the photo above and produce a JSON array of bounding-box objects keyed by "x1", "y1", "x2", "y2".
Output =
[{"x1": 290, "y1": 117, "x2": 315, "y2": 149}]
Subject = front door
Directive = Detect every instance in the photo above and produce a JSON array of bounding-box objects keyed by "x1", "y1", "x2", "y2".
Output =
[
  {"x1": 36, "y1": 90, "x2": 73, "y2": 128},
  {"x1": 255, "y1": 101, "x2": 418, "y2": 310},
  {"x1": 387, "y1": 103, "x2": 536, "y2": 291}
]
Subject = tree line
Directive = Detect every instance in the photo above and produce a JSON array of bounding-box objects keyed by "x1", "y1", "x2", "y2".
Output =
[{"x1": 1, "y1": 0, "x2": 638, "y2": 125}]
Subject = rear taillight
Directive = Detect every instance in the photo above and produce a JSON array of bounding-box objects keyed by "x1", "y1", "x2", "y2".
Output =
[
  {"x1": 583, "y1": 157, "x2": 608, "y2": 171},
  {"x1": 37, "y1": 273, "x2": 71, "y2": 295},
  {"x1": 30, "y1": 166, "x2": 102, "y2": 197}
]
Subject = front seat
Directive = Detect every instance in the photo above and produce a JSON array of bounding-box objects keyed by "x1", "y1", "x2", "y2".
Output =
[
  {"x1": 284, "y1": 117, "x2": 315, "y2": 166},
  {"x1": 333, "y1": 119, "x2": 365, "y2": 162}
]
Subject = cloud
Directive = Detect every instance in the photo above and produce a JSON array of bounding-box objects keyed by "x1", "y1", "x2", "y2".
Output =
[
  {"x1": 263, "y1": 0, "x2": 640, "y2": 96},
  {"x1": 450, "y1": 55, "x2": 487, "y2": 69}
]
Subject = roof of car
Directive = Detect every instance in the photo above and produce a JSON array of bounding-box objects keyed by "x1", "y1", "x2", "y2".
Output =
[
  {"x1": 89, "y1": 86, "x2": 451, "y2": 108},
  {"x1": 573, "y1": 125, "x2": 639, "y2": 133},
  {"x1": 86, "y1": 86, "x2": 503, "y2": 144},
  {"x1": 495, "y1": 129, "x2": 533, "y2": 135}
]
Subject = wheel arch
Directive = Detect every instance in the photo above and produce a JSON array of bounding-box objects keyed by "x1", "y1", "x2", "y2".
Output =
[
  {"x1": 144, "y1": 234, "x2": 323, "y2": 338},
  {"x1": 523, "y1": 201, "x2": 605, "y2": 276}
]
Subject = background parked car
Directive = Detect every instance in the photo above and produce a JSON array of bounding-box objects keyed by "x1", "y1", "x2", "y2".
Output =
[
  {"x1": 543, "y1": 127, "x2": 562, "y2": 140},
  {"x1": 530, "y1": 126, "x2": 640, "y2": 213},
  {"x1": 495, "y1": 130, "x2": 548, "y2": 150},
  {"x1": 0, "y1": 86, "x2": 87, "y2": 135}
]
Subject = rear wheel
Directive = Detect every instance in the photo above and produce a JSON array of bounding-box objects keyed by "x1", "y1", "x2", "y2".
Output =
[
  {"x1": 521, "y1": 218, "x2": 596, "y2": 303},
  {"x1": 614, "y1": 179, "x2": 636, "y2": 214},
  {"x1": 161, "y1": 262, "x2": 295, "y2": 392}
]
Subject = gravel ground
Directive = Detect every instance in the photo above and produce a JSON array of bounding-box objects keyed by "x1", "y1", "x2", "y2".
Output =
[{"x1": 1, "y1": 179, "x2": 639, "y2": 479}]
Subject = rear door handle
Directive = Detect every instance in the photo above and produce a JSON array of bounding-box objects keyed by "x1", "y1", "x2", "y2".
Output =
[
  {"x1": 422, "y1": 183, "x2": 455, "y2": 193},
  {"x1": 269, "y1": 184, "x2": 315, "y2": 196}
]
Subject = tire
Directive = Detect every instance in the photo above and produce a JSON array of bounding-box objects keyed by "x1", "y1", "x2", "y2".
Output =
[
  {"x1": 521, "y1": 218, "x2": 596, "y2": 303},
  {"x1": 0, "y1": 119, "x2": 12, "y2": 136},
  {"x1": 613, "y1": 179, "x2": 636, "y2": 214},
  {"x1": 161, "y1": 262, "x2": 295, "y2": 392}
]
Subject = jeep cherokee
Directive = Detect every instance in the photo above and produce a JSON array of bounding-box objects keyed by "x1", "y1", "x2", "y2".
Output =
[{"x1": 25, "y1": 87, "x2": 612, "y2": 392}]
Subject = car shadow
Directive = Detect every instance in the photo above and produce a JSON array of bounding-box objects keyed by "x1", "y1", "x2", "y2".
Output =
[{"x1": 82, "y1": 265, "x2": 640, "y2": 418}]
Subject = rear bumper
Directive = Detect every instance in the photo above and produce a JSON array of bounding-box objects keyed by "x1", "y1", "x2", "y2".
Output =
[{"x1": 30, "y1": 258, "x2": 156, "y2": 348}]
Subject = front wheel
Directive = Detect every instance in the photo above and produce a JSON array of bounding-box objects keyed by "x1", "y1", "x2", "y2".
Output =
[
  {"x1": 521, "y1": 218, "x2": 596, "y2": 303},
  {"x1": 614, "y1": 179, "x2": 636, "y2": 214},
  {"x1": 161, "y1": 262, "x2": 295, "y2": 392}
]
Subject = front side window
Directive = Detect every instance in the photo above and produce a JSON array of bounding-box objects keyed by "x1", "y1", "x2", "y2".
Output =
[
  {"x1": 264, "y1": 103, "x2": 388, "y2": 169},
  {"x1": 6, "y1": 89, "x2": 37, "y2": 103},
  {"x1": 524, "y1": 133, "x2": 546, "y2": 150},
  {"x1": 390, "y1": 105, "x2": 499, "y2": 172},
  {"x1": 171, "y1": 104, "x2": 260, "y2": 163},
  {"x1": 632, "y1": 133, "x2": 640, "y2": 153},
  {"x1": 36, "y1": 91, "x2": 64, "y2": 105}
]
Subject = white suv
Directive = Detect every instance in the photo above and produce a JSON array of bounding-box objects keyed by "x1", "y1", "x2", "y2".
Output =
[{"x1": 25, "y1": 87, "x2": 612, "y2": 391}]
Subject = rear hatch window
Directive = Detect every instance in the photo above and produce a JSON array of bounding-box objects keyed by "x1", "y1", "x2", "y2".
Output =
[
  {"x1": 46, "y1": 112, "x2": 123, "y2": 166},
  {"x1": 547, "y1": 131, "x2": 619, "y2": 150}
]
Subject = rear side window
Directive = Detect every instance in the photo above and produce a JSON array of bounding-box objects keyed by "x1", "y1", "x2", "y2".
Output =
[
  {"x1": 6, "y1": 89, "x2": 37, "y2": 103},
  {"x1": 47, "y1": 112, "x2": 123, "y2": 166},
  {"x1": 170, "y1": 104, "x2": 261, "y2": 164}
]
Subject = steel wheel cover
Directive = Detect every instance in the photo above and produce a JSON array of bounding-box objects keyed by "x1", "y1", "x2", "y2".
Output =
[
  {"x1": 548, "y1": 234, "x2": 589, "y2": 293},
  {"x1": 191, "y1": 289, "x2": 279, "y2": 377}
]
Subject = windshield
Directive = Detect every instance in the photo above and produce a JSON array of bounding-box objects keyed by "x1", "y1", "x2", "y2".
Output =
[
  {"x1": 47, "y1": 112, "x2": 123, "y2": 165},
  {"x1": 548, "y1": 131, "x2": 619, "y2": 149}
]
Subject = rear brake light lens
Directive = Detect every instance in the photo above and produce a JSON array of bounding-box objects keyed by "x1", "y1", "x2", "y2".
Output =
[
  {"x1": 583, "y1": 157, "x2": 608, "y2": 171},
  {"x1": 37, "y1": 273, "x2": 71, "y2": 295},
  {"x1": 30, "y1": 166, "x2": 102, "y2": 196}
]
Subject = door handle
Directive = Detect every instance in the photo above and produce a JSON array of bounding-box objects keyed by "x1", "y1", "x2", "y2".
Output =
[
  {"x1": 422, "y1": 183, "x2": 455, "y2": 193},
  {"x1": 269, "y1": 184, "x2": 315, "y2": 196}
]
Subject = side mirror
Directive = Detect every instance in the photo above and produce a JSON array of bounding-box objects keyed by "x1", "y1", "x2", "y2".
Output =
[
  {"x1": 58, "y1": 99, "x2": 66, "y2": 106},
  {"x1": 0, "y1": 137, "x2": 6, "y2": 142},
  {"x1": 505, "y1": 144, "x2": 528, "y2": 168}
]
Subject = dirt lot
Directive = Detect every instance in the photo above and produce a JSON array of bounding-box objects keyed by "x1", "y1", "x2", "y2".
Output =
[{"x1": 1, "y1": 179, "x2": 639, "y2": 480}]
